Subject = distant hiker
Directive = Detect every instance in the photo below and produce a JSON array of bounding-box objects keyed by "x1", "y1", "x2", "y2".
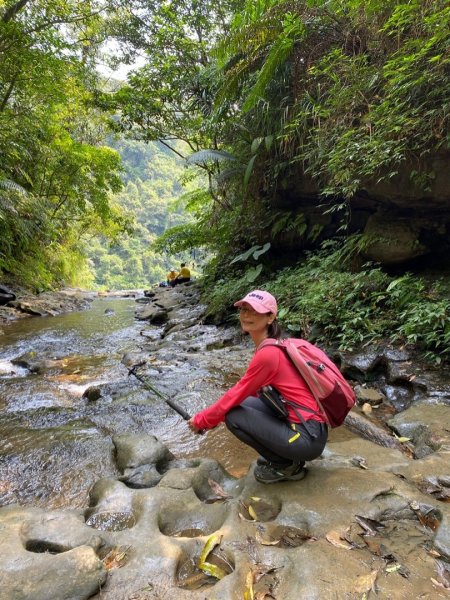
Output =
[
  {"x1": 167, "y1": 269, "x2": 177, "y2": 285},
  {"x1": 188, "y1": 290, "x2": 329, "y2": 484},
  {"x1": 169, "y1": 263, "x2": 191, "y2": 287}
]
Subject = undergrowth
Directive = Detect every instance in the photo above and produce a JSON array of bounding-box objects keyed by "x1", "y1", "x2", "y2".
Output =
[{"x1": 203, "y1": 243, "x2": 450, "y2": 365}]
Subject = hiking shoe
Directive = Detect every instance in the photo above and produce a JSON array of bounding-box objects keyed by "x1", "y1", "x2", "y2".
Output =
[
  {"x1": 256, "y1": 456, "x2": 270, "y2": 466},
  {"x1": 254, "y1": 462, "x2": 306, "y2": 484}
]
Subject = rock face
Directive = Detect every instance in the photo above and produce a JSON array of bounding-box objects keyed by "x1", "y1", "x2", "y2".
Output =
[{"x1": 271, "y1": 152, "x2": 450, "y2": 265}]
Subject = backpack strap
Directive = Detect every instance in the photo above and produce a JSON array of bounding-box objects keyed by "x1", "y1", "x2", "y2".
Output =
[{"x1": 259, "y1": 338, "x2": 328, "y2": 425}]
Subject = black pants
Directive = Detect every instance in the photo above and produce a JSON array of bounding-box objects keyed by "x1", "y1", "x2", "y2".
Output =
[
  {"x1": 169, "y1": 277, "x2": 190, "y2": 287},
  {"x1": 225, "y1": 396, "x2": 328, "y2": 467}
]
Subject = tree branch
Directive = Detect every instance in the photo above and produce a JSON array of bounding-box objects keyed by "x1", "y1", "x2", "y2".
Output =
[{"x1": 2, "y1": 0, "x2": 31, "y2": 23}]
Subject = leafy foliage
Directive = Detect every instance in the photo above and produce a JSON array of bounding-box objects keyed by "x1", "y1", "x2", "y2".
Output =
[
  {"x1": 0, "y1": 0, "x2": 129, "y2": 289},
  {"x1": 205, "y1": 241, "x2": 450, "y2": 363}
]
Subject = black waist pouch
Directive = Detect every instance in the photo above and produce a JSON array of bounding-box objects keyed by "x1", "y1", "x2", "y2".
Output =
[{"x1": 258, "y1": 385, "x2": 289, "y2": 419}]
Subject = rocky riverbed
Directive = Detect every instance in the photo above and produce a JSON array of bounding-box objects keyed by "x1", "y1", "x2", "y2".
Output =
[{"x1": 0, "y1": 283, "x2": 449, "y2": 599}]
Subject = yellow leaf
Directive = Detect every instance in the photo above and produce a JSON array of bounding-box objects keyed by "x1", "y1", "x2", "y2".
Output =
[
  {"x1": 244, "y1": 570, "x2": 254, "y2": 600},
  {"x1": 248, "y1": 505, "x2": 258, "y2": 520},
  {"x1": 386, "y1": 564, "x2": 401, "y2": 573}
]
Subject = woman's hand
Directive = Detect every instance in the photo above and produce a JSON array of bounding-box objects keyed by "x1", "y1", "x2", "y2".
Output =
[{"x1": 187, "y1": 418, "x2": 201, "y2": 434}]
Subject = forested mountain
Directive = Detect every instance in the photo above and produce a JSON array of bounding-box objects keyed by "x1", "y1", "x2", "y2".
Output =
[{"x1": 87, "y1": 139, "x2": 195, "y2": 289}]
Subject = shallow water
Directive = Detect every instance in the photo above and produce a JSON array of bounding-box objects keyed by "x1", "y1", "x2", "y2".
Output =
[{"x1": 0, "y1": 298, "x2": 256, "y2": 509}]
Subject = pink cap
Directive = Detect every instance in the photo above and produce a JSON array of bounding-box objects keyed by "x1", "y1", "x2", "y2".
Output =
[{"x1": 234, "y1": 290, "x2": 277, "y2": 316}]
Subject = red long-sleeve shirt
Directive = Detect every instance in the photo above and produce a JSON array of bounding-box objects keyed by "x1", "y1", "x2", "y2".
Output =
[{"x1": 192, "y1": 344, "x2": 326, "y2": 430}]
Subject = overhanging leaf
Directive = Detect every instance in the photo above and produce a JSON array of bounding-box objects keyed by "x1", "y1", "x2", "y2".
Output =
[
  {"x1": 244, "y1": 155, "x2": 257, "y2": 188},
  {"x1": 253, "y1": 242, "x2": 271, "y2": 260}
]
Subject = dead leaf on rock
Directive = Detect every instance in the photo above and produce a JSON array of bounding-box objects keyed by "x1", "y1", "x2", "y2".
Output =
[
  {"x1": 353, "y1": 569, "x2": 378, "y2": 594},
  {"x1": 351, "y1": 456, "x2": 368, "y2": 469},
  {"x1": 354, "y1": 515, "x2": 385, "y2": 536},
  {"x1": 434, "y1": 561, "x2": 450, "y2": 589},
  {"x1": 243, "y1": 569, "x2": 254, "y2": 600},
  {"x1": 325, "y1": 530, "x2": 353, "y2": 550},
  {"x1": 102, "y1": 545, "x2": 130, "y2": 570},
  {"x1": 248, "y1": 505, "x2": 258, "y2": 520},
  {"x1": 255, "y1": 529, "x2": 280, "y2": 546},
  {"x1": 207, "y1": 478, "x2": 231, "y2": 499}
]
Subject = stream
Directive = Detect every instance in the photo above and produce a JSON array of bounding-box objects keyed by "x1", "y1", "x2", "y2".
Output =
[{"x1": 0, "y1": 297, "x2": 256, "y2": 510}]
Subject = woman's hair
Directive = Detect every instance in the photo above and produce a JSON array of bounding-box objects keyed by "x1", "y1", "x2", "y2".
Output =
[{"x1": 268, "y1": 318, "x2": 282, "y2": 339}]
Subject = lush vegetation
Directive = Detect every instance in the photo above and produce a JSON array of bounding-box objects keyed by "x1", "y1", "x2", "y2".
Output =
[
  {"x1": 0, "y1": 0, "x2": 131, "y2": 288},
  {"x1": 86, "y1": 139, "x2": 198, "y2": 289},
  {"x1": 205, "y1": 240, "x2": 450, "y2": 363}
]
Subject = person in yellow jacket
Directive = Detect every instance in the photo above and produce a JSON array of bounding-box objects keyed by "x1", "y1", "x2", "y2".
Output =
[
  {"x1": 166, "y1": 269, "x2": 177, "y2": 285},
  {"x1": 170, "y1": 263, "x2": 191, "y2": 287}
]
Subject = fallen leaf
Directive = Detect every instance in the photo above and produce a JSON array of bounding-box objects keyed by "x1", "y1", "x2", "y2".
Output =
[
  {"x1": 351, "y1": 456, "x2": 368, "y2": 469},
  {"x1": 354, "y1": 515, "x2": 385, "y2": 536},
  {"x1": 255, "y1": 529, "x2": 280, "y2": 546},
  {"x1": 207, "y1": 479, "x2": 231, "y2": 499},
  {"x1": 197, "y1": 533, "x2": 227, "y2": 579},
  {"x1": 248, "y1": 505, "x2": 258, "y2": 520},
  {"x1": 102, "y1": 545, "x2": 130, "y2": 570},
  {"x1": 243, "y1": 569, "x2": 254, "y2": 600},
  {"x1": 325, "y1": 530, "x2": 353, "y2": 550},
  {"x1": 386, "y1": 564, "x2": 401, "y2": 573},
  {"x1": 353, "y1": 570, "x2": 378, "y2": 594}
]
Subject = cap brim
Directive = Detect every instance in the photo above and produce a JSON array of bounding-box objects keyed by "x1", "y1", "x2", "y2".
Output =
[{"x1": 234, "y1": 299, "x2": 270, "y2": 314}]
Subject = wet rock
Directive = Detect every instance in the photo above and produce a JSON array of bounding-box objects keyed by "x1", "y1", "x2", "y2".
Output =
[
  {"x1": 11, "y1": 351, "x2": 55, "y2": 373},
  {"x1": 0, "y1": 284, "x2": 16, "y2": 305},
  {"x1": 388, "y1": 403, "x2": 450, "y2": 458},
  {"x1": 119, "y1": 464, "x2": 162, "y2": 488},
  {"x1": 82, "y1": 385, "x2": 102, "y2": 402},
  {"x1": 85, "y1": 479, "x2": 136, "y2": 532},
  {"x1": 136, "y1": 306, "x2": 169, "y2": 323},
  {"x1": 386, "y1": 360, "x2": 428, "y2": 391},
  {"x1": 21, "y1": 510, "x2": 103, "y2": 552},
  {"x1": 354, "y1": 385, "x2": 385, "y2": 406},
  {"x1": 340, "y1": 348, "x2": 387, "y2": 380},
  {"x1": 434, "y1": 516, "x2": 450, "y2": 560},
  {"x1": 0, "y1": 505, "x2": 106, "y2": 600},
  {"x1": 382, "y1": 384, "x2": 414, "y2": 412},
  {"x1": 112, "y1": 433, "x2": 174, "y2": 472}
]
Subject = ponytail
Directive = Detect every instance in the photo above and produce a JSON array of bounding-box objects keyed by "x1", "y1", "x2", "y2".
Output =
[{"x1": 267, "y1": 319, "x2": 282, "y2": 339}]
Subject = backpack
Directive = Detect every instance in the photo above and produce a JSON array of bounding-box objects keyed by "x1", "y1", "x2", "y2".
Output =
[{"x1": 259, "y1": 338, "x2": 356, "y2": 427}]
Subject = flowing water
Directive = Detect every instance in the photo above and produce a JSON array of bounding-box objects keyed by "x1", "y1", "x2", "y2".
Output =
[{"x1": 0, "y1": 298, "x2": 256, "y2": 510}]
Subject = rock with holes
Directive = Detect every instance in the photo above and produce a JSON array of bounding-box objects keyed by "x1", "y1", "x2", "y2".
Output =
[
  {"x1": 20, "y1": 509, "x2": 103, "y2": 552},
  {"x1": 0, "y1": 505, "x2": 106, "y2": 600},
  {"x1": 112, "y1": 433, "x2": 174, "y2": 472}
]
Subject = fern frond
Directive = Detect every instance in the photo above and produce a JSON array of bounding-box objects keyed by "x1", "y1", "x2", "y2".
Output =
[{"x1": 0, "y1": 179, "x2": 28, "y2": 195}]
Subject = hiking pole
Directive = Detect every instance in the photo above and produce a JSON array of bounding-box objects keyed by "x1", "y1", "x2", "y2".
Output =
[{"x1": 128, "y1": 363, "x2": 192, "y2": 421}]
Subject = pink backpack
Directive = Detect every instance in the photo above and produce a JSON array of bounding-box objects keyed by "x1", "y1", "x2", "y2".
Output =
[{"x1": 259, "y1": 338, "x2": 356, "y2": 427}]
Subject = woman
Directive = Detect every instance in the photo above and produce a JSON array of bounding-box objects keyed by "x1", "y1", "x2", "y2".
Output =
[{"x1": 188, "y1": 290, "x2": 328, "y2": 484}]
